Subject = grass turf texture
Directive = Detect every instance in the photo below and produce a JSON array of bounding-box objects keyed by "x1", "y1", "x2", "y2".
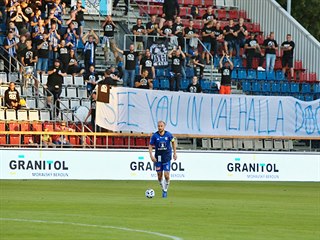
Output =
[{"x1": 0, "y1": 180, "x2": 319, "y2": 240}]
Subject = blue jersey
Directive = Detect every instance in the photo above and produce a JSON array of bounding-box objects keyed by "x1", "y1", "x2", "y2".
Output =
[{"x1": 150, "y1": 131, "x2": 174, "y2": 163}]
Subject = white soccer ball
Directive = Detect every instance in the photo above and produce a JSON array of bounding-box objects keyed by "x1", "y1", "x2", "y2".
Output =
[{"x1": 145, "y1": 189, "x2": 155, "y2": 198}]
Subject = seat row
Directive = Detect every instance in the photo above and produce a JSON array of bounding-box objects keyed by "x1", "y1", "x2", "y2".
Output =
[{"x1": 201, "y1": 138, "x2": 294, "y2": 151}]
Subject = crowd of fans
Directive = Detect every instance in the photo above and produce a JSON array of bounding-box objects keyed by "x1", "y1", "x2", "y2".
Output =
[{"x1": 0, "y1": 0, "x2": 297, "y2": 114}]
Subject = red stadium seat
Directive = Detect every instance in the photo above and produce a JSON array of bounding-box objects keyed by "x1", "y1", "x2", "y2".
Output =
[
  {"x1": 139, "y1": 5, "x2": 148, "y2": 16},
  {"x1": 252, "y1": 23, "x2": 260, "y2": 33},
  {"x1": 9, "y1": 135, "x2": 20, "y2": 145},
  {"x1": 193, "y1": 0, "x2": 202, "y2": 6},
  {"x1": 0, "y1": 135, "x2": 6, "y2": 145},
  {"x1": 180, "y1": 7, "x2": 188, "y2": 17},
  {"x1": 199, "y1": 8, "x2": 206, "y2": 17},
  {"x1": 228, "y1": 9, "x2": 239, "y2": 20},
  {"x1": 8, "y1": 122, "x2": 19, "y2": 131},
  {"x1": 32, "y1": 122, "x2": 43, "y2": 131},
  {"x1": 239, "y1": 10, "x2": 248, "y2": 21},
  {"x1": 149, "y1": 5, "x2": 159, "y2": 15},
  {"x1": 0, "y1": 121, "x2": 5, "y2": 131},
  {"x1": 204, "y1": 0, "x2": 213, "y2": 7},
  {"x1": 135, "y1": 137, "x2": 147, "y2": 147},
  {"x1": 274, "y1": 59, "x2": 282, "y2": 70},
  {"x1": 23, "y1": 135, "x2": 34, "y2": 144},
  {"x1": 113, "y1": 137, "x2": 125, "y2": 147},
  {"x1": 20, "y1": 122, "x2": 31, "y2": 131},
  {"x1": 182, "y1": 0, "x2": 193, "y2": 6},
  {"x1": 43, "y1": 122, "x2": 54, "y2": 131},
  {"x1": 308, "y1": 72, "x2": 317, "y2": 82},
  {"x1": 124, "y1": 137, "x2": 135, "y2": 147},
  {"x1": 69, "y1": 136, "x2": 80, "y2": 145},
  {"x1": 217, "y1": 9, "x2": 227, "y2": 20}
]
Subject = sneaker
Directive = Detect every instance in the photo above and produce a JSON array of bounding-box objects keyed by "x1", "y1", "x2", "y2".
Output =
[
  {"x1": 162, "y1": 190, "x2": 167, "y2": 198},
  {"x1": 257, "y1": 66, "x2": 265, "y2": 71}
]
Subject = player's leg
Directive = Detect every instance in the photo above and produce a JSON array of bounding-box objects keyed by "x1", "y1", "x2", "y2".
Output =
[
  {"x1": 162, "y1": 161, "x2": 171, "y2": 198},
  {"x1": 155, "y1": 162, "x2": 164, "y2": 191}
]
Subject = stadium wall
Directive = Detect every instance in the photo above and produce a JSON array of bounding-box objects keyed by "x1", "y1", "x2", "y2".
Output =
[
  {"x1": 0, "y1": 149, "x2": 319, "y2": 182},
  {"x1": 235, "y1": 0, "x2": 320, "y2": 77}
]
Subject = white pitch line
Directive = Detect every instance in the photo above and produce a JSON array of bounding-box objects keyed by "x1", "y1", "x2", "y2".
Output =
[{"x1": 0, "y1": 218, "x2": 183, "y2": 240}]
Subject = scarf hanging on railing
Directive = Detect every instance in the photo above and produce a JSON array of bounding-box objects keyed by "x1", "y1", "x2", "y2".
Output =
[{"x1": 84, "y1": 41, "x2": 95, "y2": 64}]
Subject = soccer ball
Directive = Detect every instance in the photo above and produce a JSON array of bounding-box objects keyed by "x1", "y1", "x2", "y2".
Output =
[{"x1": 145, "y1": 189, "x2": 155, "y2": 198}]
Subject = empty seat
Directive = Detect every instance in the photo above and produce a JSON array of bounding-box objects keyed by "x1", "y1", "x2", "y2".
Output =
[
  {"x1": 273, "y1": 139, "x2": 283, "y2": 150},
  {"x1": 290, "y1": 83, "x2": 300, "y2": 93},
  {"x1": 222, "y1": 139, "x2": 233, "y2": 150},
  {"x1": 243, "y1": 139, "x2": 254, "y2": 150},
  {"x1": 61, "y1": 110, "x2": 73, "y2": 121},
  {"x1": 0, "y1": 108, "x2": 5, "y2": 120},
  {"x1": 254, "y1": 139, "x2": 264, "y2": 150},
  {"x1": 17, "y1": 109, "x2": 28, "y2": 121},
  {"x1": 9, "y1": 135, "x2": 21, "y2": 145},
  {"x1": 211, "y1": 139, "x2": 222, "y2": 150},
  {"x1": 9, "y1": 122, "x2": 19, "y2": 131},
  {"x1": 63, "y1": 75, "x2": 73, "y2": 85},
  {"x1": 37, "y1": 97, "x2": 47, "y2": 109},
  {"x1": 0, "y1": 72, "x2": 7, "y2": 83},
  {"x1": 74, "y1": 76, "x2": 84, "y2": 86},
  {"x1": 233, "y1": 139, "x2": 243, "y2": 150},
  {"x1": 283, "y1": 140, "x2": 293, "y2": 151},
  {"x1": 20, "y1": 122, "x2": 31, "y2": 131},
  {"x1": 6, "y1": 109, "x2": 17, "y2": 120},
  {"x1": 59, "y1": 98, "x2": 70, "y2": 110},
  {"x1": 70, "y1": 98, "x2": 80, "y2": 109},
  {"x1": 264, "y1": 139, "x2": 273, "y2": 151},
  {"x1": 29, "y1": 109, "x2": 40, "y2": 121},
  {"x1": 202, "y1": 138, "x2": 212, "y2": 149},
  {"x1": 77, "y1": 87, "x2": 87, "y2": 98},
  {"x1": 81, "y1": 98, "x2": 91, "y2": 109},
  {"x1": 40, "y1": 109, "x2": 51, "y2": 121},
  {"x1": 26, "y1": 97, "x2": 36, "y2": 109},
  {"x1": 41, "y1": 74, "x2": 48, "y2": 84},
  {"x1": 66, "y1": 86, "x2": 77, "y2": 98},
  {"x1": 135, "y1": 137, "x2": 147, "y2": 147},
  {"x1": 8, "y1": 72, "x2": 19, "y2": 82},
  {"x1": 60, "y1": 86, "x2": 66, "y2": 98}
]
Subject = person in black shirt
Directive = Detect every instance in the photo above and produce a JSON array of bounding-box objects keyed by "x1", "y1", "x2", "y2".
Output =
[
  {"x1": 159, "y1": 0, "x2": 180, "y2": 29},
  {"x1": 146, "y1": 15, "x2": 160, "y2": 49},
  {"x1": 132, "y1": 18, "x2": 146, "y2": 51},
  {"x1": 135, "y1": 69, "x2": 153, "y2": 90},
  {"x1": 223, "y1": 19, "x2": 237, "y2": 57},
  {"x1": 36, "y1": 28, "x2": 50, "y2": 75},
  {"x1": 184, "y1": 20, "x2": 199, "y2": 52},
  {"x1": 187, "y1": 76, "x2": 202, "y2": 93},
  {"x1": 82, "y1": 29, "x2": 99, "y2": 72},
  {"x1": 191, "y1": 49, "x2": 205, "y2": 80},
  {"x1": 211, "y1": 21, "x2": 224, "y2": 58},
  {"x1": 202, "y1": 6, "x2": 216, "y2": 26},
  {"x1": 4, "y1": 82, "x2": 21, "y2": 110},
  {"x1": 99, "y1": 69, "x2": 119, "y2": 86},
  {"x1": 85, "y1": 65, "x2": 99, "y2": 96},
  {"x1": 201, "y1": 20, "x2": 214, "y2": 64},
  {"x1": 21, "y1": 39, "x2": 38, "y2": 67},
  {"x1": 58, "y1": 40, "x2": 72, "y2": 72},
  {"x1": 116, "y1": 44, "x2": 139, "y2": 87},
  {"x1": 263, "y1": 32, "x2": 278, "y2": 72},
  {"x1": 281, "y1": 33, "x2": 295, "y2": 79},
  {"x1": 219, "y1": 52, "x2": 233, "y2": 94},
  {"x1": 234, "y1": 18, "x2": 248, "y2": 58},
  {"x1": 70, "y1": 0, "x2": 87, "y2": 37},
  {"x1": 244, "y1": 32, "x2": 265, "y2": 70},
  {"x1": 102, "y1": 15, "x2": 118, "y2": 62},
  {"x1": 140, "y1": 49, "x2": 155, "y2": 81},
  {"x1": 46, "y1": 59, "x2": 67, "y2": 117},
  {"x1": 172, "y1": 16, "x2": 185, "y2": 50},
  {"x1": 168, "y1": 46, "x2": 186, "y2": 91}
]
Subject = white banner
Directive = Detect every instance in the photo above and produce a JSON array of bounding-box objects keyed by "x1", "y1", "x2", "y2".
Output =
[
  {"x1": 150, "y1": 43, "x2": 169, "y2": 67},
  {"x1": 72, "y1": 0, "x2": 112, "y2": 15},
  {"x1": 0, "y1": 149, "x2": 319, "y2": 181},
  {"x1": 96, "y1": 87, "x2": 320, "y2": 138}
]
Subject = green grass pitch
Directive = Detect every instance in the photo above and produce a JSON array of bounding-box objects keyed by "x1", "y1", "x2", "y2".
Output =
[{"x1": 0, "y1": 180, "x2": 319, "y2": 240}]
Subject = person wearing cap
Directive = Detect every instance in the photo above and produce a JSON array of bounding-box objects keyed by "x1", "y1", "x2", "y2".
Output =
[{"x1": 46, "y1": 59, "x2": 67, "y2": 118}]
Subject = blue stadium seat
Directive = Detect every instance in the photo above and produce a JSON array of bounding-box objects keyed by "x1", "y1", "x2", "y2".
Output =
[
  {"x1": 201, "y1": 80, "x2": 211, "y2": 93},
  {"x1": 252, "y1": 82, "x2": 261, "y2": 94},
  {"x1": 290, "y1": 83, "x2": 300, "y2": 93},
  {"x1": 247, "y1": 69, "x2": 256, "y2": 80},
  {"x1": 301, "y1": 83, "x2": 311, "y2": 94},
  {"x1": 180, "y1": 79, "x2": 190, "y2": 91},
  {"x1": 261, "y1": 82, "x2": 271, "y2": 94},
  {"x1": 231, "y1": 69, "x2": 237, "y2": 80},
  {"x1": 295, "y1": 94, "x2": 304, "y2": 101},
  {"x1": 160, "y1": 78, "x2": 170, "y2": 90},
  {"x1": 314, "y1": 84, "x2": 320, "y2": 98},
  {"x1": 266, "y1": 71, "x2": 276, "y2": 80},
  {"x1": 304, "y1": 95, "x2": 314, "y2": 101},
  {"x1": 156, "y1": 68, "x2": 166, "y2": 78},
  {"x1": 237, "y1": 69, "x2": 247, "y2": 80},
  {"x1": 275, "y1": 70, "x2": 285, "y2": 81},
  {"x1": 281, "y1": 82, "x2": 290, "y2": 94},
  {"x1": 153, "y1": 79, "x2": 160, "y2": 89},
  {"x1": 232, "y1": 57, "x2": 242, "y2": 68},
  {"x1": 242, "y1": 81, "x2": 251, "y2": 93},
  {"x1": 257, "y1": 71, "x2": 266, "y2": 80},
  {"x1": 185, "y1": 67, "x2": 194, "y2": 78},
  {"x1": 271, "y1": 82, "x2": 280, "y2": 94}
]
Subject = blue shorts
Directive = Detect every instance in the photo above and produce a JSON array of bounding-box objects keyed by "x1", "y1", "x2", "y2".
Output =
[{"x1": 155, "y1": 161, "x2": 171, "y2": 172}]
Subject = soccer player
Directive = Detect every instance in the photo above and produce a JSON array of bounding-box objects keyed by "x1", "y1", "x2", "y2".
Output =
[{"x1": 149, "y1": 121, "x2": 177, "y2": 198}]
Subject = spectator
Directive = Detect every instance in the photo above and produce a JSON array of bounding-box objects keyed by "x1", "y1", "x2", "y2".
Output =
[
  {"x1": 67, "y1": 49, "x2": 84, "y2": 76},
  {"x1": 102, "y1": 15, "x2": 119, "y2": 63},
  {"x1": 41, "y1": 127, "x2": 55, "y2": 148},
  {"x1": 64, "y1": 22, "x2": 79, "y2": 52},
  {"x1": 115, "y1": 44, "x2": 138, "y2": 87},
  {"x1": 263, "y1": 32, "x2": 278, "y2": 72},
  {"x1": 82, "y1": 29, "x2": 99, "y2": 72},
  {"x1": 35, "y1": 25, "x2": 50, "y2": 76},
  {"x1": 16, "y1": 35, "x2": 27, "y2": 63},
  {"x1": 99, "y1": 69, "x2": 120, "y2": 86},
  {"x1": 223, "y1": 19, "x2": 237, "y2": 57},
  {"x1": 201, "y1": 20, "x2": 214, "y2": 65},
  {"x1": 53, "y1": 122, "x2": 73, "y2": 147},
  {"x1": 202, "y1": 6, "x2": 216, "y2": 26},
  {"x1": 46, "y1": 7, "x2": 62, "y2": 30},
  {"x1": 234, "y1": 17, "x2": 248, "y2": 58},
  {"x1": 184, "y1": 19, "x2": 199, "y2": 52},
  {"x1": 48, "y1": 22, "x2": 61, "y2": 68},
  {"x1": 84, "y1": 91, "x2": 99, "y2": 132},
  {"x1": 281, "y1": 33, "x2": 295, "y2": 79},
  {"x1": 139, "y1": 49, "x2": 155, "y2": 82},
  {"x1": 4, "y1": 82, "x2": 20, "y2": 109},
  {"x1": 146, "y1": 15, "x2": 160, "y2": 49},
  {"x1": 168, "y1": 46, "x2": 185, "y2": 91},
  {"x1": 187, "y1": 76, "x2": 202, "y2": 93},
  {"x1": 172, "y1": 16, "x2": 185, "y2": 50},
  {"x1": 244, "y1": 32, "x2": 265, "y2": 71},
  {"x1": 58, "y1": 39, "x2": 72, "y2": 72},
  {"x1": 21, "y1": 38, "x2": 38, "y2": 68},
  {"x1": 219, "y1": 51, "x2": 233, "y2": 95},
  {"x1": 8, "y1": 21, "x2": 20, "y2": 43},
  {"x1": 48, "y1": 0, "x2": 65, "y2": 29},
  {"x1": 159, "y1": 0, "x2": 180, "y2": 29},
  {"x1": 84, "y1": 65, "x2": 99, "y2": 96},
  {"x1": 3, "y1": 31, "x2": 17, "y2": 72},
  {"x1": 30, "y1": 9, "x2": 42, "y2": 30},
  {"x1": 70, "y1": 0, "x2": 87, "y2": 37},
  {"x1": 46, "y1": 59, "x2": 67, "y2": 117},
  {"x1": 191, "y1": 49, "x2": 204, "y2": 80},
  {"x1": 135, "y1": 69, "x2": 153, "y2": 90},
  {"x1": 113, "y1": 0, "x2": 129, "y2": 16},
  {"x1": 132, "y1": 18, "x2": 146, "y2": 51},
  {"x1": 10, "y1": 4, "x2": 29, "y2": 33},
  {"x1": 160, "y1": 19, "x2": 176, "y2": 47},
  {"x1": 212, "y1": 21, "x2": 224, "y2": 58}
]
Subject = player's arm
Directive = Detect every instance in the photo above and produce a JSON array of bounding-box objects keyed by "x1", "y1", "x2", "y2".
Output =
[
  {"x1": 171, "y1": 138, "x2": 177, "y2": 160},
  {"x1": 148, "y1": 144, "x2": 157, "y2": 162}
]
